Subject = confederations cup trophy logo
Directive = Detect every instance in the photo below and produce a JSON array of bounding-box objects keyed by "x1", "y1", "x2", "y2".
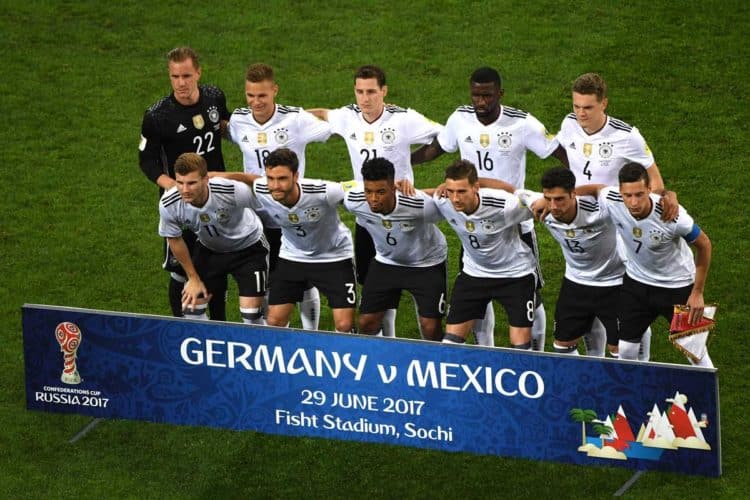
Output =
[{"x1": 55, "y1": 322, "x2": 82, "y2": 384}]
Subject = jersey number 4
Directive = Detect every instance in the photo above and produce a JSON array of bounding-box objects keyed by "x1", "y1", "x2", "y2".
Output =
[{"x1": 582, "y1": 161, "x2": 592, "y2": 181}]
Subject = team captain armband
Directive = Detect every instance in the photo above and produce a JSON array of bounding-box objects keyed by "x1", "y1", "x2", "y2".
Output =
[{"x1": 683, "y1": 223, "x2": 701, "y2": 243}]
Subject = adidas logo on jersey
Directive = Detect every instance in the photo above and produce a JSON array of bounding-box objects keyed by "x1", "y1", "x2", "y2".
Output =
[
  {"x1": 242, "y1": 135, "x2": 249, "y2": 142},
  {"x1": 350, "y1": 133, "x2": 357, "y2": 140},
  {"x1": 464, "y1": 136, "x2": 473, "y2": 143},
  {"x1": 177, "y1": 124, "x2": 187, "y2": 133},
  {"x1": 569, "y1": 142, "x2": 575, "y2": 149}
]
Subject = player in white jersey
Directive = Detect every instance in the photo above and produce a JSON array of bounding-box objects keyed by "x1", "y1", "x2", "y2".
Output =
[
  {"x1": 412, "y1": 67, "x2": 565, "y2": 348},
  {"x1": 228, "y1": 64, "x2": 330, "y2": 330},
  {"x1": 309, "y1": 65, "x2": 442, "y2": 336},
  {"x1": 228, "y1": 63, "x2": 331, "y2": 177},
  {"x1": 158, "y1": 153, "x2": 268, "y2": 324},
  {"x1": 578, "y1": 163, "x2": 713, "y2": 367},
  {"x1": 527, "y1": 167, "x2": 625, "y2": 356},
  {"x1": 434, "y1": 161, "x2": 537, "y2": 349},
  {"x1": 555, "y1": 73, "x2": 679, "y2": 356},
  {"x1": 556, "y1": 72, "x2": 678, "y2": 216},
  {"x1": 215, "y1": 148, "x2": 357, "y2": 333},
  {"x1": 343, "y1": 158, "x2": 447, "y2": 341}
]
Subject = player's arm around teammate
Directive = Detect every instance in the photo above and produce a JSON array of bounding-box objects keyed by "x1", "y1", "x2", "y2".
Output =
[
  {"x1": 433, "y1": 161, "x2": 538, "y2": 348},
  {"x1": 217, "y1": 149, "x2": 357, "y2": 333}
]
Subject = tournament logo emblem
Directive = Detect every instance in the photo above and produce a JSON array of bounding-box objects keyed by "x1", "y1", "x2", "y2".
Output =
[
  {"x1": 381, "y1": 128, "x2": 396, "y2": 145},
  {"x1": 479, "y1": 134, "x2": 490, "y2": 148},
  {"x1": 565, "y1": 229, "x2": 576, "y2": 238},
  {"x1": 304, "y1": 207, "x2": 321, "y2": 221},
  {"x1": 200, "y1": 214, "x2": 211, "y2": 223},
  {"x1": 498, "y1": 132, "x2": 512, "y2": 150},
  {"x1": 275, "y1": 128, "x2": 289, "y2": 145},
  {"x1": 341, "y1": 180, "x2": 358, "y2": 192},
  {"x1": 257, "y1": 132, "x2": 268, "y2": 146},
  {"x1": 465, "y1": 221, "x2": 475, "y2": 232},
  {"x1": 55, "y1": 322, "x2": 82, "y2": 384},
  {"x1": 364, "y1": 131, "x2": 375, "y2": 145},
  {"x1": 632, "y1": 227, "x2": 642, "y2": 238},
  {"x1": 382, "y1": 219, "x2": 392, "y2": 229},
  {"x1": 288, "y1": 213, "x2": 300, "y2": 223},
  {"x1": 208, "y1": 106, "x2": 220, "y2": 123},
  {"x1": 215, "y1": 208, "x2": 230, "y2": 225},
  {"x1": 583, "y1": 143, "x2": 592, "y2": 157},
  {"x1": 599, "y1": 142, "x2": 613, "y2": 158},
  {"x1": 192, "y1": 114, "x2": 205, "y2": 130}
]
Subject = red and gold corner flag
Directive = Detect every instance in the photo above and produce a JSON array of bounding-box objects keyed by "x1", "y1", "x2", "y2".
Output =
[{"x1": 669, "y1": 305, "x2": 717, "y2": 364}]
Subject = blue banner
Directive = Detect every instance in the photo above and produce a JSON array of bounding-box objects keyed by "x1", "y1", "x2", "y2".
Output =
[{"x1": 22, "y1": 305, "x2": 721, "y2": 477}]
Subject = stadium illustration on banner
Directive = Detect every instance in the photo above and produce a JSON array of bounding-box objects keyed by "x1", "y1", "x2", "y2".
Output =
[{"x1": 570, "y1": 391, "x2": 711, "y2": 462}]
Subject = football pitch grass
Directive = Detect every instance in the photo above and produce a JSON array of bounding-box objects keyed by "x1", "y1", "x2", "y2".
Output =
[{"x1": 2, "y1": 0, "x2": 749, "y2": 497}]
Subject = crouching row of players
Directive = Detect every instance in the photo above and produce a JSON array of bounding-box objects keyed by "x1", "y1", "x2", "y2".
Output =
[{"x1": 159, "y1": 148, "x2": 712, "y2": 367}]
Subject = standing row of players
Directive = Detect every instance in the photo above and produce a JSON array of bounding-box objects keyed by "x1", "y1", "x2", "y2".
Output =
[{"x1": 139, "y1": 47, "x2": 712, "y2": 366}]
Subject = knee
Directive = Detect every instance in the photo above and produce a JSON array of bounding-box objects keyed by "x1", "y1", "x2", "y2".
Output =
[
  {"x1": 334, "y1": 319, "x2": 355, "y2": 333},
  {"x1": 266, "y1": 315, "x2": 288, "y2": 327},
  {"x1": 420, "y1": 319, "x2": 442, "y2": 341},
  {"x1": 358, "y1": 316, "x2": 380, "y2": 335}
]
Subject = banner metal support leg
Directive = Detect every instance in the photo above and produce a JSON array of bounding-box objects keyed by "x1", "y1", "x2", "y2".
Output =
[
  {"x1": 613, "y1": 470, "x2": 644, "y2": 496},
  {"x1": 68, "y1": 417, "x2": 104, "y2": 444}
]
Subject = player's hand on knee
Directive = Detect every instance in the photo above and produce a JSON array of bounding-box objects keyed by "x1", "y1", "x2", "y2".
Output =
[{"x1": 181, "y1": 278, "x2": 210, "y2": 311}]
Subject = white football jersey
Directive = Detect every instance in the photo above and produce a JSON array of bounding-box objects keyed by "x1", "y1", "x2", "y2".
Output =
[
  {"x1": 537, "y1": 194, "x2": 625, "y2": 286},
  {"x1": 229, "y1": 104, "x2": 331, "y2": 177},
  {"x1": 600, "y1": 187, "x2": 698, "y2": 288},
  {"x1": 556, "y1": 114, "x2": 655, "y2": 186},
  {"x1": 252, "y1": 178, "x2": 353, "y2": 263},
  {"x1": 159, "y1": 178, "x2": 264, "y2": 253},
  {"x1": 438, "y1": 105, "x2": 557, "y2": 188},
  {"x1": 343, "y1": 184, "x2": 447, "y2": 267},
  {"x1": 328, "y1": 104, "x2": 441, "y2": 182},
  {"x1": 435, "y1": 188, "x2": 535, "y2": 279}
]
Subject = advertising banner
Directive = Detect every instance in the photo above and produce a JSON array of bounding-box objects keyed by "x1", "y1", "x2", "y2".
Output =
[{"x1": 23, "y1": 305, "x2": 721, "y2": 476}]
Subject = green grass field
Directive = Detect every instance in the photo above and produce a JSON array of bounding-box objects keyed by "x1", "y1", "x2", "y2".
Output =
[{"x1": 2, "y1": 0, "x2": 749, "y2": 497}]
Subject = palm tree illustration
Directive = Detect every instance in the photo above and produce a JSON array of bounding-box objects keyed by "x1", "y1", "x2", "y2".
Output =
[
  {"x1": 569, "y1": 408, "x2": 598, "y2": 447},
  {"x1": 592, "y1": 420, "x2": 614, "y2": 448}
]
